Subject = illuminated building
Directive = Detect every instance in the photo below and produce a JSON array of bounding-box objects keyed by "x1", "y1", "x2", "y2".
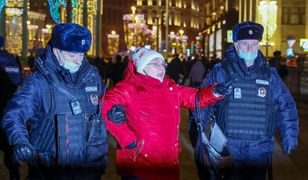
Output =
[
  {"x1": 123, "y1": 6, "x2": 157, "y2": 51},
  {"x1": 201, "y1": 0, "x2": 238, "y2": 60},
  {"x1": 239, "y1": 0, "x2": 306, "y2": 58},
  {"x1": 1, "y1": 0, "x2": 48, "y2": 56},
  {"x1": 134, "y1": 0, "x2": 205, "y2": 55},
  {"x1": 102, "y1": 0, "x2": 134, "y2": 56},
  {"x1": 48, "y1": 0, "x2": 103, "y2": 57}
]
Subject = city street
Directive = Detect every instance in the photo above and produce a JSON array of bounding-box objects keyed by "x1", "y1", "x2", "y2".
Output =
[{"x1": 0, "y1": 94, "x2": 307, "y2": 179}]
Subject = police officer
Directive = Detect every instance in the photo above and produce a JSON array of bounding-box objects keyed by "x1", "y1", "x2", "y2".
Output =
[
  {"x1": 189, "y1": 21, "x2": 299, "y2": 180},
  {"x1": 0, "y1": 36, "x2": 23, "y2": 180},
  {"x1": 1, "y1": 23, "x2": 108, "y2": 180}
]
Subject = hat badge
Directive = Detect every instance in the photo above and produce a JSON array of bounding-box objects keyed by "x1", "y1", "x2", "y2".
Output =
[
  {"x1": 249, "y1": 30, "x2": 253, "y2": 35},
  {"x1": 81, "y1": 39, "x2": 86, "y2": 45}
]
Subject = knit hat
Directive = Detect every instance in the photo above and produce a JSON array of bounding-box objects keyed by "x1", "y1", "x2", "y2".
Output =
[
  {"x1": 132, "y1": 48, "x2": 165, "y2": 73},
  {"x1": 232, "y1": 21, "x2": 264, "y2": 42},
  {"x1": 0, "y1": 36, "x2": 4, "y2": 47},
  {"x1": 49, "y1": 23, "x2": 92, "y2": 53}
]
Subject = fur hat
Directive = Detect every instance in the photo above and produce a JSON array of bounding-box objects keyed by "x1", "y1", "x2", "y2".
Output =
[
  {"x1": 49, "y1": 23, "x2": 91, "y2": 53},
  {"x1": 232, "y1": 21, "x2": 264, "y2": 42},
  {"x1": 0, "y1": 36, "x2": 4, "y2": 47},
  {"x1": 132, "y1": 48, "x2": 165, "y2": 73}
]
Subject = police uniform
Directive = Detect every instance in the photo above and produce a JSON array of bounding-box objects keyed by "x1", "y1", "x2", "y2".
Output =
[
  {"x1": 0, "y1": 36, "x2": 23, "y2": 180},
  {"x1": 189, "y1": 21, "x2": 299, "y2": 180},
  {"x1": 1, "y1": 24, "x2": 108, "y2": 180}
]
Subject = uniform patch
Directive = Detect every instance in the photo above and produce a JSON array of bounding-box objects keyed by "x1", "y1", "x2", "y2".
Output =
[
  {"x1": 258, "y1": 87, "x2": 266, "y2": 97},
  {"x1": 234, "y1": 88, "x2": 242, "y2": 99},
  {"x1": 3, "y1": 66, "x2": 20, "y2": 73},
  {"x1": 256, "y1": 79, "x2": 269, "y2": 85},
  {"x1": 85, "y1": 86, "x2": 98, "y2": 92},
  {"x1": 90, "y1": 94, "x2": 98, "y2": 105}
]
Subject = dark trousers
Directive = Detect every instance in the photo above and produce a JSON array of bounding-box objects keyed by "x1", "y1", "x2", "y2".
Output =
[
  {"x1": 195, "y1": 159, "x2": 268, "y2": 180},
  {"x1": 225, "y1": 159, "x2": 267, "y2": 180},
  {"x1": 27, "y1": 165, "x2": 104, "y2": 180},
  {"x1": 121, "y1": 176, "x2": 141, "y2": 180},
  {"x1": 1, "y1": 131, "x2": 20, "y2": 180}
]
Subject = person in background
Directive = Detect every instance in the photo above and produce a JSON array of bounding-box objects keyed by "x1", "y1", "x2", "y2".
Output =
[
  {"x1": 101, "y1": 48, "x2": 232, "y2": 180},
  {"x1": 1, "y1": 23, "x2": 108, "y2": 180},
  {"x1": 189, "y1": 55, "x2": 207, "y2": 88},
  {"x1": 0, "y1": 36, "x2": 23, "y2": 180},
  {"x1": 166, "y1": 53, "x2": 185, "y2": 84},
  {"x1": 189, "y1": 21, "x2": 299, "y2": 180}
]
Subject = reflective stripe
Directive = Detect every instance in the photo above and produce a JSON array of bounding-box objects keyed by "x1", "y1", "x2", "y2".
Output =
[
  {"x1": 228, "y1": 109, "x2": 266, "y2": 116},
  {"x1": 229, "y1": 102, "x2": 266, "y2": 109},
  {"x1": 229, "y1": 116, "x2": 266, "y2": 122}
]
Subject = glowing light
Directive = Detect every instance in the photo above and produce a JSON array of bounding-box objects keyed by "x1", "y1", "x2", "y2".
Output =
[
  {"x1": 0, "y1": 0, "x2": 7, "y2": 14},
  {"x1": 258, "y1": 1, "x2": 277, "y2": 41}
]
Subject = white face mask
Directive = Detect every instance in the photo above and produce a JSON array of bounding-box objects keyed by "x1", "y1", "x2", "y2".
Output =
[{"x1": 55, "y1": 49, "x2": 83, "y2": 73}]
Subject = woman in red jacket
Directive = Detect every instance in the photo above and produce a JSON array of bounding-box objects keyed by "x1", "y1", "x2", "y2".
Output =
[{"x1": 101, "y1": 48, "x2": 231, "y2": 180}]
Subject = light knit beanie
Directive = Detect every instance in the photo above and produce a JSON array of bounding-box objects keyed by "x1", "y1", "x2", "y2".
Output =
[{"x1": 132, "y1": 48, "x2": 164, "y2": 73}]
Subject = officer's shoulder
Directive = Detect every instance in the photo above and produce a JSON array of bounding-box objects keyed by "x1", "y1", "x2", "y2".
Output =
[
  {"x1": 269, "y1": 66, "x2": 279, "y2": 76},
  {"x1": 23, "y1": 71, "x2": 47, "y2": 85},
  {"x1": 88, "y1": 64, "x2": 100, "y2": 74}
]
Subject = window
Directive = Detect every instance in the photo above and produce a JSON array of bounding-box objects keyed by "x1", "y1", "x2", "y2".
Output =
[{"x1": 282, "y1": 6, "x2": 305, "y2": 25}]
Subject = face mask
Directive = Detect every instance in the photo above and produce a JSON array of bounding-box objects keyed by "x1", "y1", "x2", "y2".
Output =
[
  {"x1": 62, "y1": 60, "x2": 81, "y2": 73},
  {"x1": 56, "y1": 50, "x2": 82, "y2": 73},
  {"x1": 238, "y1": 50, "x2": 258, "y2": 64}
]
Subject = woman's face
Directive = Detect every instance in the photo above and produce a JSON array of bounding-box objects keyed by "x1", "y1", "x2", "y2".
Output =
[{"x1": 143, "y1": 57, "x2": 167, "y2": 82}]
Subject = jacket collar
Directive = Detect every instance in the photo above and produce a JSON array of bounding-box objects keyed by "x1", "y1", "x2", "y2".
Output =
[
  {"x1": 36, "y1": 44, "x2": 92, "y2": 86},
  {"x1": 223, "y1": 45, "x2": 267, "y2": 77}
]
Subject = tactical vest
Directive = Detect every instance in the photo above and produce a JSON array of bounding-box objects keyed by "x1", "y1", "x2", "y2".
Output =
[
  {"x1": 216, "y1": 60, "x2": 278, "y2": 140},
  {"x1": 28, "y1": 61, "x2": 107, "y2": 166}
]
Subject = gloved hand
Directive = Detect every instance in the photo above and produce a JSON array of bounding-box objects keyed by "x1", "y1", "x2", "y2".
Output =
[
  {"x1": 125, "y1": 141, "x2": 137, "y2": 149},
  {"x1": 107, "y1": 105, "x2": 126, "y2": 124},
  {"x1": 13, "y1": 143, "x2": 36, "y2": 163},
  {"x1": 283, "y1": 145, "x2": 296, "y2": 155},
  {"x1": 212, "y1": 79, "x2": 233, "y2": 97}
]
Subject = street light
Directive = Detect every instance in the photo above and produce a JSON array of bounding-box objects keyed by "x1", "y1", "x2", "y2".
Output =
[
  {"x1": 107, "y1": 30, "x2": 119, "y2": 55},
  {"x1": 168, "y1": 30, "x2": 187, "y2": 55},
  {"x1": 258, "y1": 0, "x2": 277, "y2": 59},
  {"x1": 123, "y1": 6, "x2": 156, "y2": 50}
]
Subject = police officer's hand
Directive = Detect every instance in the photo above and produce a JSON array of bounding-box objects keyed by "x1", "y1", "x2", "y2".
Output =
[
  {"x1": 213, "y1": 79, "x2": 233, "y2": 97},
  {"x1": 13, "y1": 143, "x2": 36, "y2": 163},
  {"x1": 283, "y1": 145, "x2": 296, "y2": 155},
  {"x1": 108, "y1": 105, "x2": 126, "y2": 124}
]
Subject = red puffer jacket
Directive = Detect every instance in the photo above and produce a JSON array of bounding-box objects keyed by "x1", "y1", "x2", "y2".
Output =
[{"x1": 101, "y1": 61, "x2": 222, "y2": 180}]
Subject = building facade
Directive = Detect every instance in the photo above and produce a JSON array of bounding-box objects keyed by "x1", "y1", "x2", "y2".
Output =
[
  {"x1": 102, "y1": 0, "x2": 134, "y2": 56},
  {"x1": 202, "y1": 0, "x2": 239, "y2": 60},
  {"x1": 135, "y1": 0, "x2": 205, "y2": 56}
]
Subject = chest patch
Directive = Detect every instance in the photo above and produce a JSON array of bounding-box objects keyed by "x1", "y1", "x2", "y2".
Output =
[
  {"x1": 85, "y1": 86, "x2": 98, "y2": 92},
  {"x1": 257, "y1": 87, "x2": 267, "y2": 97},
  {"x1": 256, "y1": 79, "x2": 269, "y2": 86},
  {"x1": 90, "y1": 94, "x2": 99, "y2": 105},
  {"x1": 233, "y1": 88, "x2": 242, "y2": 99},
  {"x1": 3, "y1": 66, "x2": 20, "y2": 73}
]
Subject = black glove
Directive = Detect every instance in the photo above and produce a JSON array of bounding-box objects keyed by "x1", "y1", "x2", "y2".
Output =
[
  {"x1": 213, "y1": 79, "x2": 233, "y2": 96},
  {"x1": 283, "y1": 145, "x2": 295, "y2": 155},
  {"x1": 125, "y1": 141, "x2": 137, "y2": 149},
  {"x1": 107, "y1": 105, "x2": 126, "y2": 124},
  {"x1": 13, "y1": 143, "x2": 36, "y2": 163}
]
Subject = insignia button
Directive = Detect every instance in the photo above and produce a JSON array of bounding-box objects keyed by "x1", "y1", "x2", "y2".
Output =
[
  {"x1": 258, "y1": 87, "x2": 266, "y2": 97},
  {"x1": 81, "y1": 39, "x2": 86, "y2": 45},
  {"x1": 249, "y1": 30, "x2": 253, "y2": 35}
]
